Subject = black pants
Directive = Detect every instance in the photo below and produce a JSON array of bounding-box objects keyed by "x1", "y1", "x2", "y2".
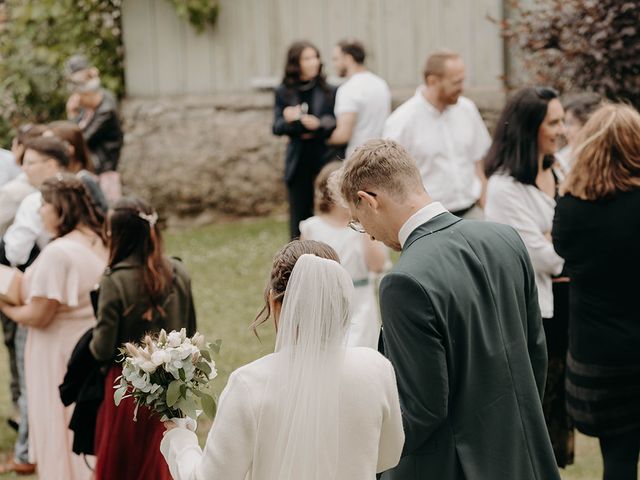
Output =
[
  {"x1": 286, "y1": 144, "x2": 330, "y2": 240},
  {"x1": 600, "y1": 430, "x2": 640, "y2": 480}
]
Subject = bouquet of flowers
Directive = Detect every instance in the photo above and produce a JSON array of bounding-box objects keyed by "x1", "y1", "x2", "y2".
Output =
[{"x1": 114, "y1": 328, "x2": 220, "y2": 422}]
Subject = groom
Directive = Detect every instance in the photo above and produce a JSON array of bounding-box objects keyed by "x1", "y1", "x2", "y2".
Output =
[{"x1": 340, "y1": 139, "x2": 560, "y2": 479}]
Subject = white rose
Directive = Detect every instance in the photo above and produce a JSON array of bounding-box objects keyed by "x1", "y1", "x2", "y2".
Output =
[
  {"x1": 167, "y1": 331, "x2": 182, "y2": 348},
  {"x1": 151, "y1": 349, "x2": 170, "y2": 367}
]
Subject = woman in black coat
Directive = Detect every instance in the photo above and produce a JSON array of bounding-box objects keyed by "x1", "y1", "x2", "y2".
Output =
[
  {"x1": 552, "y1": 103, "x2": 640, "y2": 480},
  {"x1": 273, "y1": 41, "x2": 338, "y2": 239}
]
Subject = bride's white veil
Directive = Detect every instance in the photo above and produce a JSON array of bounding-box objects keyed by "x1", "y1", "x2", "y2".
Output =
[{"x1": 256, "y1": 253, "x2": 354, "y2": 479}]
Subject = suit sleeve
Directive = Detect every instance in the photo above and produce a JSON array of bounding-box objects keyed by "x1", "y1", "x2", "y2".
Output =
[
  {"x1": 272, "y1": 87, "x2": 304, "y2": 137},
  {"x1": 379, "y1": 271, "x2": 448, "y2": 456}
]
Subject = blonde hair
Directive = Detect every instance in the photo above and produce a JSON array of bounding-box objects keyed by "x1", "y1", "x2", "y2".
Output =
[
  {"x1": 562, "y1": 103, "x2": 640, "y2": 200},
  {"x1": 340, "y1": 139, "x2": 423, "y2": 205},
  {"x1": 313, "y1": 161, "x2": 343, "y2": 214},
  {"x1": 423, "y1": 49, "x2": 461, "y2": 80}
]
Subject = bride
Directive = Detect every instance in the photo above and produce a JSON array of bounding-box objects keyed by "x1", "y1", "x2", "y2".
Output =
[{"x1": 160, "y1": 240, "x2": 404, "y2": 479}]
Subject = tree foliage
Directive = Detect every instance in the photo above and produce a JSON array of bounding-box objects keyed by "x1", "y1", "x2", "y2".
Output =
[
  {"x1": 0, "y1": 0, "x2": 218, "y2": 146},
  {"x1": 503, "y1": 0, "x2": 640, "y2": 107}
]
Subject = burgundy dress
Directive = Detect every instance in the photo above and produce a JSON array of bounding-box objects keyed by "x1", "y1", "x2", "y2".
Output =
[{"x1": 94, "y1": 365, "x2": 171, "y2": 480}]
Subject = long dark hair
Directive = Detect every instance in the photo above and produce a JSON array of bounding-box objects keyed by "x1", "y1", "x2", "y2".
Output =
[
  {"x1": 484, "y1": 86, "x2": 559, "y2": 185},
  {"x1": 282, "y1": 40, "x2": 329, "y2": 92},
  {"x1": 40, "y1": 173, "x2": 105, "y2": 240},
  {"x1": 108, "y1": 196, "x2": 173, "y2": 320}
]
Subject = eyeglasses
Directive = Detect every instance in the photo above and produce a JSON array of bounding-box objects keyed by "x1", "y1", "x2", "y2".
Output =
[
  {"x1": 348, "y1": 191, "x2": 376, "y2": 234},
  {"x1": 348, "y1": 220, "x2": 366, "y2": 233}
]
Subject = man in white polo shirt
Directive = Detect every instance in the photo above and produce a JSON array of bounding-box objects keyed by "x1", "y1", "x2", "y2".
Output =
[
  {"x1": 329, "y1": 39, "x2": 391, "y2": 159},
  {"x1": 383, "y1": 50, "x2": 490, "y2": 218}
]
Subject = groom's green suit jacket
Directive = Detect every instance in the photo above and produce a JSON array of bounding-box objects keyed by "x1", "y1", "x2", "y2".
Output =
[{"x1": 380, "y1": 212, "x2": 560, "y2": 480}]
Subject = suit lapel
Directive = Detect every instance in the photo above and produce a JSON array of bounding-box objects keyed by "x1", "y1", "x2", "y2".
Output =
[{"x1": 402, "y1": 212, "x2": 463, "y2": 251}]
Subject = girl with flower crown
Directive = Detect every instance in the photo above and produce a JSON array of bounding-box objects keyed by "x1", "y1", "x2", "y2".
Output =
[{"x1": 89, "y1": 196, "x2": 196, "y2": 480}]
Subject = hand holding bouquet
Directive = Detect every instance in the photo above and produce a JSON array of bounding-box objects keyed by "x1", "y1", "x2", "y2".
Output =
[{"x1": 114, "y1": 328, "x2": 220, "y2": 422}]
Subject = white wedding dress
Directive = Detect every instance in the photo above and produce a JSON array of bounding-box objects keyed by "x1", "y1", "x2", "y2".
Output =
[{"x1": 161, "y1": 255, "x2": 404, "y2": 480}]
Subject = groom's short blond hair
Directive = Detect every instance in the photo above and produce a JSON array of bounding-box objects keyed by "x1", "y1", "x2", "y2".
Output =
[{"x1": 340, "y1": 139, "x2": 424, "y2": 205}]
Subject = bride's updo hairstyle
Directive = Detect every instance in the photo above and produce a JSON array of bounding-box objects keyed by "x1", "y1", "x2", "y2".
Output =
[{"x1": 252, "y1": 240, "x2": 339, "y2": 335}]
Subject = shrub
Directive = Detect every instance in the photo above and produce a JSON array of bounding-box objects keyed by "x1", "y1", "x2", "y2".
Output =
[
  {"x1": 502, "y1": 0, "x2": 640, "y2": 107},
  {"x1": 0, "y1": 0, "x2": 218, "y2": 147}
]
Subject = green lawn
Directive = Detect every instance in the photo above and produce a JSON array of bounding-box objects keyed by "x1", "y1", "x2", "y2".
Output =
[{"x1": 0, "y1": 216, "x2": 610, "y2": 478}]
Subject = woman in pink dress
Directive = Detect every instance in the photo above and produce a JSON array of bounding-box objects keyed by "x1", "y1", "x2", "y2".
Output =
[{"x1": 0, "y1": 173, "x2": 108, "y2": 480}]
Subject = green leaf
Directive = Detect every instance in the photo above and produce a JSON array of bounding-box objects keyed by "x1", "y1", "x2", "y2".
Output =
[
  {"x1": 200, "y1": 349, "x2": 211, "y2": 362},
  {"x1": 200, "y1": 392, "x2": 217, "y2": 420},
  {"x1": 196, "y1": 361, "x2": 212, "y2": 377},
  {"x1": 211, "y1": 339, "x2": 222, "y2": 355},
  {"x1": 166, "y1": 380, "x2": 182, "y2": 407},
  {"x1": 179, "y1": 368, "x2": 186, "y2": 381},
  {"x1": 114, "y1": 386, "x2": 127, "y2": 406},
  {"x1": 176, "y1": 397, "x2": 198, "y2": 420}
]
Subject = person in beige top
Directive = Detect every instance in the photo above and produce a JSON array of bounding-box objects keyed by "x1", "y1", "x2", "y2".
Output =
[
  {"x1": 1, "y1": 173, "x2": 108, "y2": 480},
  {"x1": 161, "y1": 240, "x2": 404, "y2": 480}
]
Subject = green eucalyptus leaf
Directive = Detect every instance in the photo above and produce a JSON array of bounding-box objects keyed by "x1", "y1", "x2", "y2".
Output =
[{"x1": 166, "y1": 380, "x2": 182, "y2": 407}]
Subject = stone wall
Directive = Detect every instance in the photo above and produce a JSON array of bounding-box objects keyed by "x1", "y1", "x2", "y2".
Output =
[
  {"x1": 119, "y1": 92, "x2": 287, "y2": 224},
  {"x1": 119, "y1": 89, "x2": 504, "y2": 223}
]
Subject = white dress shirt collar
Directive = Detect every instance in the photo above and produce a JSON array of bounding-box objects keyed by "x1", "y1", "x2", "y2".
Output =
[{"x1": 398, "y1": 202, "x2": 448, "y2": 248}]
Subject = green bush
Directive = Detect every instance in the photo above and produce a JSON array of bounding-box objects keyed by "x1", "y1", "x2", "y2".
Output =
[
  {"x1": 0, "y1": 0, "x2": 219, "y2": 148},
  {"x1": 504, "y1": 0, "x2": 640, "y2": 107},
  {"x1": 0, "y1": 0, "x2": 124, "y2": 147}
]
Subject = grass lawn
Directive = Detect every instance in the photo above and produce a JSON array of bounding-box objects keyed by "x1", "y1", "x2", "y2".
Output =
[{"x1": 0, "y1": 216, "x2": 611, "y2": 478}]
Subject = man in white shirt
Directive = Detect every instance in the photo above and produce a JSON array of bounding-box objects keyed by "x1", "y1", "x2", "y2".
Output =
[
  {"x1": 383, "y1": 50, "x2": 491, "y2": 218},
  {"x1": 329, "y1": 39, "x2": 391, "y2": 159},
  {"x1": 3, "y1": 136, "x2": 69, "y2": 267}
]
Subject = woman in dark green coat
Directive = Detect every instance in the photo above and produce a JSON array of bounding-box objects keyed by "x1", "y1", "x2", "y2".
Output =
[{"x1": 89, "y1": 196, "x2": 196, "y2": 479}]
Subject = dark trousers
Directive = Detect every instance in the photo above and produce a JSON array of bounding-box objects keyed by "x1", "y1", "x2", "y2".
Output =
[
  {"x1": 1, "y1": 311, "x2": 20, "y2": 407},
  {"x1": 286, "y1": 145, "x2": 329, "y2": 240},
  {"x1": 600, "y1": 430, "x2": 640, "y2": 480}
]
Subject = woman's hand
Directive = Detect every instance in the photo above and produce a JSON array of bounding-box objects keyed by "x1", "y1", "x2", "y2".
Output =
[
  {"x1": 163, "y1": 420, "x2": 178, "y2": 434},
  {"x1": 283, "y1": 105, "x2": 302, "y2": 123},
  {"x1": 300, "y1": 114, "x2": 321, "y2": 131}
]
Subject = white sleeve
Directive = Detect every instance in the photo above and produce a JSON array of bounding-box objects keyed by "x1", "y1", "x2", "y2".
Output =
[
  {"x1": 377, "y1": 359, "x2": 404, "y2": 473},
  {"x1": 160, "y1": 372, "x2": 255, "y2": 480},
  {"x1": 382, "y1": 110, "x2": 406, "y2": 144},
  {"x1": 334, "y1": 84, "x2": 358, "y2": 115},
  {"x1": 468, "y1": 102, "x2": 491, "y2": 163},
  {"x1": 485, "y1": 182, "x2": 564, "y2": 276},
  {"x1": 3, "y1": 193, "x2": 43, "y2": 267}
]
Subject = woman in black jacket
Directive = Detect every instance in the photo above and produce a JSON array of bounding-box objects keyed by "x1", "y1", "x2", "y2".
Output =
[
  {"x1": 273, "y1": 41, "x2": 338, "y2": 239},
  {"x1": 553, "y1": 103, "x2": 640, "y2": 480}
]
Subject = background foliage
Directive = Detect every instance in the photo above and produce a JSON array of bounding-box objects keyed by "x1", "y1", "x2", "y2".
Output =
[
  {"x1": 0, "y1": 0, "x2": 218, "y2": 147},
  {"x1": 504, "y1": 0, "x2": 640, "y2": 106}
]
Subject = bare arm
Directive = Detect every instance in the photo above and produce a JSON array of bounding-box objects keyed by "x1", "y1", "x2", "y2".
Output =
[
  {"x1": 1, "y1": 297, "x2": 59, "y2": 328},
  {"x1": 328, "y1": 112, "x2": 357, "y2": 145}
]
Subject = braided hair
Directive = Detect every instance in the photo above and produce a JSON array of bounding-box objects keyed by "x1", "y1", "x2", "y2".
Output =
[{"x1": 251, "y1": 240, "x2": 340, "y2": 336}]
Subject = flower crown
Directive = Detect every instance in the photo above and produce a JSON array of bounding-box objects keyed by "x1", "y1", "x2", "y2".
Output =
[{"x1": 138, "y1": 211, "x2": 158, "y2": 227}]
